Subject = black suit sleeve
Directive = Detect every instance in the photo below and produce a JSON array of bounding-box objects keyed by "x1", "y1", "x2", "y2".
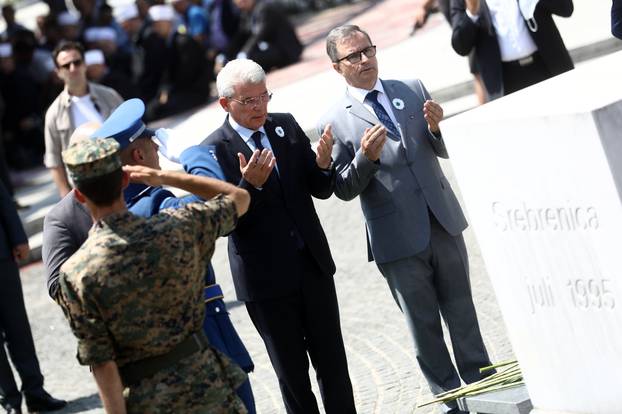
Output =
[
  {"x1": 450, "y1": 0, "x2": 480, "y2": 56},
  {"x1": 613, "y1": 0, "x2": 622, "y2": 39},
  {"x1": 240, "y1": 2, "x2": 278, "y2": 56},
  {"x1": 42, "y1": 210, "x2": 79, "y2": 300},
  {"x1": 537, "y1": 0, "x2": 573, "y2": 17},
  {"x1": 139, "y1": 35, "x2": 168, "y2": 103},
  {"x1": 290, "y1": 115, "x2": 335, "y2": 200},
  {"x1": 0, "y1": 181, "x2": 27, "y2": 251}
]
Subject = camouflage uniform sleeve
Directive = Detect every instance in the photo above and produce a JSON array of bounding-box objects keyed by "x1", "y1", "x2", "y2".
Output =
[
  {"x1": 169, "y1": 194, "x2": 238, "y2": 258},
  {"x1": 59, "y1": 273, "x2": 116, "y2": 366}
]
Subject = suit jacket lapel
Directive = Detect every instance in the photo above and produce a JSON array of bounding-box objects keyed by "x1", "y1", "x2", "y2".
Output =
[
  {"x1": 263, "y1": 117, "x2": 287, "y2": 194},
  {"x1": 382, "y1": 80, "x2": 413, "y2": 152},
  {"x1": 222, "y1": 116, "x2": 253, "y2": 164},
  {"x1": 345, "y1": 90, "x2": 377, "y2": 127},
  {"x1": 481, "y1": 0, "x2": 494, "y2": 35}
]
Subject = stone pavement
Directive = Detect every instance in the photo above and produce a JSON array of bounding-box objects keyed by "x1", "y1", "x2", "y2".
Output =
[{"x1": 18, "y1": 156, "x2": 513, "y2": 414}]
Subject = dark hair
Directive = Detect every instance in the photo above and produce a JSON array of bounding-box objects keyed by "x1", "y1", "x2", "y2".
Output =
[
  {"x1": 326, "y1": 25, "x2": 372, "y2": 62},
  {"x1": 75, "y1": 168, "x2": 123, "y2": 206},
  {"x1": 52, "y1": 41, "x2": 85, "y2": 67}
]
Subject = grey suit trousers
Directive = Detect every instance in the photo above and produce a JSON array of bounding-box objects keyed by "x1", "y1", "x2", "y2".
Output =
[{"x1": 377, "y1": 212, "x2": 491, "y2": 412}]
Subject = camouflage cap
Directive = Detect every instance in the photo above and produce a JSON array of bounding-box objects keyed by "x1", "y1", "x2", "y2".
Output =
[{"x1": 62, "y1": 137, "x2": 122, "y2": 182}]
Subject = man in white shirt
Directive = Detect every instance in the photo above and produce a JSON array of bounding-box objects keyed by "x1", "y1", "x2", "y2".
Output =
[
  {"x1": 450, "y1": 0, "x2": 574, "y2": 99},
  {"x1": 44, "y1": 41, "x2": 122, "y2": 197}
]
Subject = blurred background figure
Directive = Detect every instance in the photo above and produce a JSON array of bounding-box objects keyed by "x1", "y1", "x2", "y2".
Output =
[
  {"x1": 57, "y1": 11, "x2": 81, "y2": 42},
  {"x1": 0, "y1": 180, "x2": 67, "y2": 414},
  {"x1": 0, "y1": 42, "x2": 45, "y2": 171},
  {"x1": 1, "y1": 3, "x2": 26, "y2": 41},
  {"x1": 412, "y1": 0, "x2": 486, "y2": 104},
  {"x1": 140, "y1": 4, "x2": 211, "y2": 121},
  {"x1": 84, "y1": 49, "x2": 137, "y2": 99},
  {"x1": 44, "y1": 41, "x2": 122, "y2": 197},
  {"x1": 613, "y1": 0, "x2": 622, "y2": 39},
  {"x1": 450, "y1": 0, "x2": 574, "y2": 100},
  {"x1": 171, "y1": 0, "x2": 209, "y2": 45},
  {"x1": 223, "y1": 0, "x2": 303, "y2": 73}
]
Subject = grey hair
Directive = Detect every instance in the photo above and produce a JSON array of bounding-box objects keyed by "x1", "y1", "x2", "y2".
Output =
[
  {"x1": 216, "y1": 59, "x2": 266, "y2": 97},
  {"x1": 326, "y1": 25, "x2": 373, "y2": 62}
]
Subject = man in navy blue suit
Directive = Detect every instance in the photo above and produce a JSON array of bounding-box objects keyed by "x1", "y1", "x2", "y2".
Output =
[
  {"x1": 201, "y1": 58, "x2": 356, "y2": 414},
  {"x1": 0, "y1": 182, "x2": 66, "y2": 414}
]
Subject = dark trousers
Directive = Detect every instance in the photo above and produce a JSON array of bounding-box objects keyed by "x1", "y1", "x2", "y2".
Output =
[
  {"x1": 502, "y1": 52, "x2": 551, "y2": 96},
  {"x1": 0, "y1": 137, "x2": 14, "y2": 196},
  {"x1": 245, "y1": 251, "x2": 355, "y2": 414},
  {"x1": 202, "y1": 298, "x2": 256, "y2": 414},
  {"x1": 377, "y1": 213, "x2": 492, "y2": 414},
  {"x1": 0, "y1": 260, "x2": 44, "y2": 408}
]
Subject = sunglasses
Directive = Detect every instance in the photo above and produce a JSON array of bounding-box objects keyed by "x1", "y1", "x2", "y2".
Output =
[{"x1": 59, "y1": 58, "x2": 83, "y2": 70}]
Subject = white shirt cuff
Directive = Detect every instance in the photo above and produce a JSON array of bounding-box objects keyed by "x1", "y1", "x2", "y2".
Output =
[{"x1": 466, "y1": 8, "x2": 480, "y2": 22}]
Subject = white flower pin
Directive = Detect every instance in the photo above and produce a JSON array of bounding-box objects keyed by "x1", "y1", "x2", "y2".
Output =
[
  {"x1": 392, "y1": 98, "x2": 405, "y2": 110},
  {"x1": 275, "y1": 126, "x2": 285, "y2": 137}
]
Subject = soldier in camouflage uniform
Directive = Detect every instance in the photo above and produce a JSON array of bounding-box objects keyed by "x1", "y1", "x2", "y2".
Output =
[{"x1": 57, "y1": 137, "x2": 250, "y2": 413}]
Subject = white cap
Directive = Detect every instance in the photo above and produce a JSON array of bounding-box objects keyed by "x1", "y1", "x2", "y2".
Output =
[
  {"x1": 115, "y1": 3, "x2": 139, "y2": 23},
  {"x1": 84, "y1": 27, "x2": 117, "y2": 42},
  {"x1": 0, "y1": 43, "x2": 12, "y2": 58},
  {"x1": 58, "y1": 11, "x2": 80, "y2": 26},
  {"x1": 148, "y1": 5, "x2": 175, "y2": 22},
  {"x1": 84, "y1": 49, "x2": 105, "y2": 66}
]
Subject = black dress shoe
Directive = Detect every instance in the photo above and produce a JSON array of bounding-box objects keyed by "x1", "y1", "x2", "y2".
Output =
[{"x1": 24, "y1": 390, "x2": 66, "y2": 413}]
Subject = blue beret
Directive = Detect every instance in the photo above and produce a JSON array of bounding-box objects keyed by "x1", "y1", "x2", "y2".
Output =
[{"x1": 91, "y1": 98, "x2": 154, "y2": 149}]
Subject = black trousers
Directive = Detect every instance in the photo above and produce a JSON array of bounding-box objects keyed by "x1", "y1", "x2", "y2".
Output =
[
  {"x1": 0, "y1": 260, "x2": 44, "y2": 408},
  {"x1": 245, "y1": 250, "x2": 356, "y2": 414},
  {"x1": 502, "y1": 52, "x2": 551, "y2": 96}
]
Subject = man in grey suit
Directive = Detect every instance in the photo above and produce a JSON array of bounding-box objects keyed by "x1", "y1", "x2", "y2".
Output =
[
  {"x1": 42, "y1": 122, "x2": 99, "y2": 301},
  {"x1": 318, "y1": 25, "x2": 492, "y2": 413}
]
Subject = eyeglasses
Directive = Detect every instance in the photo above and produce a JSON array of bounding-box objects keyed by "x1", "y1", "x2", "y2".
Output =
[
  {"x1": 58, "y1": 58, "x2": 83, "y2": 70},
  {"x1": 229, "y1": 91, "x2": 273, "y2": 106},
  {"x1": 336, "y1": 45, "x2": 377, "y2": 64}
]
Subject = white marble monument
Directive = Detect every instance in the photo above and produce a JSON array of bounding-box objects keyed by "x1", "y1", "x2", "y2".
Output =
[{"x1": 442, "y1": 51, "x2": 622, "y2": 414}]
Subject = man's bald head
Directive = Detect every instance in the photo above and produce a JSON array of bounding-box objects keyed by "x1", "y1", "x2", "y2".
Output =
[{"x1": 69, "y1": 121, "x2": 102, "y2": 146}]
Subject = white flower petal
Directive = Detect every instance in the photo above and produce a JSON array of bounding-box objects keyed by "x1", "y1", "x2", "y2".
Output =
[{"x1": 392, "y1": 98, "x2": 405, "y2": 110}]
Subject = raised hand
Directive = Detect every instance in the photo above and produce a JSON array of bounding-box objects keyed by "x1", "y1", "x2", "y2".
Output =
[
  {"x1": 123, "y1": 165, "x2": 164, "y2": 186},
  {"x1": 13, "y1": 243, "x2": 29, "y2": 261},
  {"x1": 153, "y1": 128, "x2": 190, "y2": 164},
  {"x1": 316, "y1": 124, "x2": 334, "y2": 169},
  {"x1": 238, "y1": 149, "x2": 276, "y2": 188},
  {"x1": 423, "y1": 100, "x2": 444, "y2": 134},
  {"x1": 465, "y1": 0, "x2": 480, "y2": 15},
  {"x1": 361, "y1": 124, "x2": 387, "y2": 162}
]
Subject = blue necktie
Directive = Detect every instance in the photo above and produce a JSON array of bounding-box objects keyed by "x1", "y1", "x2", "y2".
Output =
[
  {"x1": 366, "y1": 90, "x2": 400, "y2": 138},
  {"x1": 251, "y1": 131, "x2": 264, "y2": 151}
]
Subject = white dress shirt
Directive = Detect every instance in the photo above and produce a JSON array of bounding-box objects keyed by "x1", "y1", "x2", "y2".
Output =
[
  {"x1": 70, "y1": 94, "x2": 103, "y2": 128},
  {"x1": 468, "y1": 0, "x2": 538, "y2": 62},
  {"x1": 228, "y1": 116, "x2": 279, "y2": 174}
]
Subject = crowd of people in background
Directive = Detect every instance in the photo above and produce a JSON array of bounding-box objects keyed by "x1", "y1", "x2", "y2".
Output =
[{"x1": 0, "y1": 0, "x2": 306, "y2": 178}]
